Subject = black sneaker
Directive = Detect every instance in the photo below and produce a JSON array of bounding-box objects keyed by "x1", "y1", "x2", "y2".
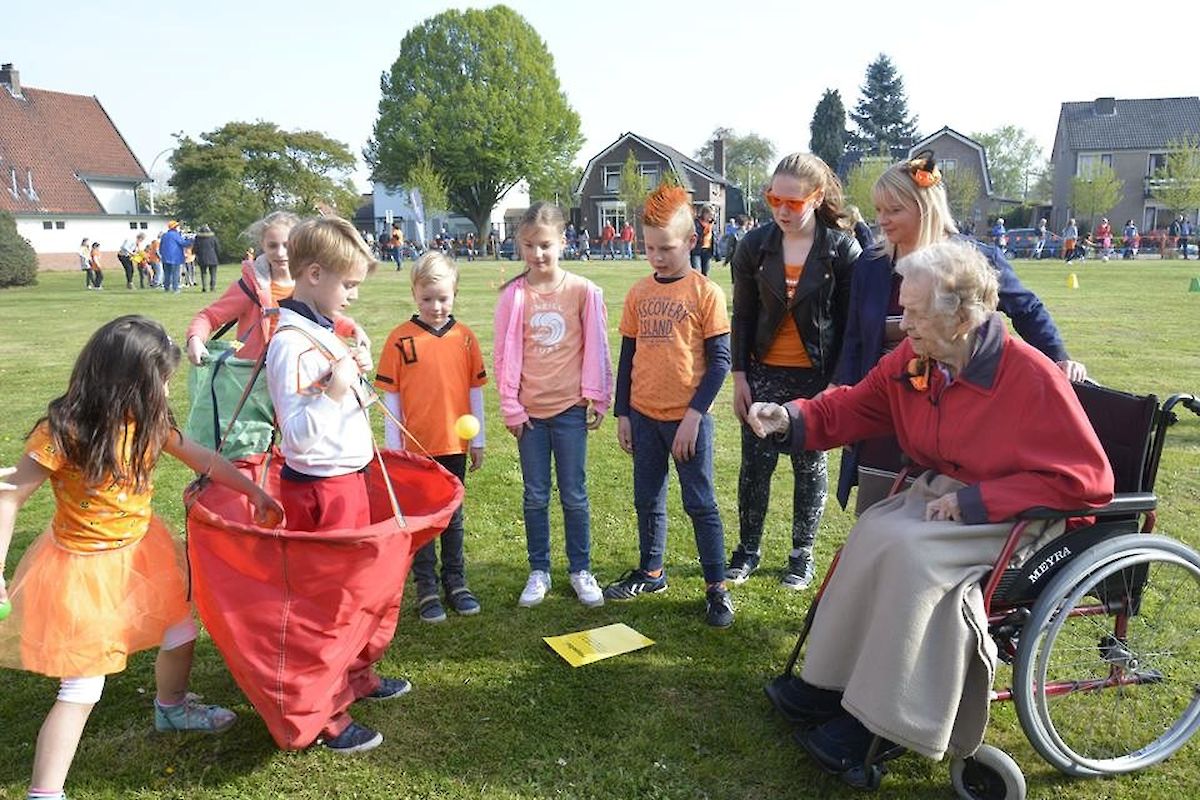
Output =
[
  {"x1": 705, "y1": 585, "x2": 735, "y2": 628},
  {"x1": 726, "y1": 546, "x2": 761, "y2": 585},
  {"x1": 418, "y1": 594, "x2": 447, "y2": 623},
  {"x1": 602, "y1": 568, "x2": 667, "y2": 601},
  {"x1": 800, "y1": 713, "x2": 901, "y2": 775},
  {"x1": 446, "y1": 586, "x2": 481, "y2": 616},
  {"x1": 781, "y1": 550, "x2": 816, "y2": 591},
  {"x1": 763, "y1": 675, "x2": 844, "y2": 725},
  {"x1": 323, "y1": 721, "x2": 383, "y2": 753},
  {"x1": 363, "y1": 677, "x2": 412, "y2": 702}
]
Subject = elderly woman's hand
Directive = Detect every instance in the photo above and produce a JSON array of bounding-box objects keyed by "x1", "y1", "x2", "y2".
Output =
[
  {"x1": 1056, "y1": 360, "x2": 1087, "y2": 383},
  {"x1": 925, "y1": 493, "x2": 962, "y2": 522},
  {"x1": 746, "y1": 402, "x2": 790, "y2": 439},
  {"x1": 186, "y1": 336, "x2": 210, "y2": 366}
]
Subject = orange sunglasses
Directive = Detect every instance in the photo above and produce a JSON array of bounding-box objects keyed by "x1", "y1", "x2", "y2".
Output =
[{"x1": 764, "y1": 187, "x2": 822, "y2": 213}]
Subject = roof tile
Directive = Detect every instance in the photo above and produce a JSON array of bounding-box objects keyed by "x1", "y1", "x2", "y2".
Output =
[{"x1": 1060, "y1": 97, "x2": 1200, "y2": 151}]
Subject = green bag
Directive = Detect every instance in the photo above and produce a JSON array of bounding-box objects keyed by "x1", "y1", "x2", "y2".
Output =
[{"x1": 184, "y1": 339, "x2": 275, "y2": 461}]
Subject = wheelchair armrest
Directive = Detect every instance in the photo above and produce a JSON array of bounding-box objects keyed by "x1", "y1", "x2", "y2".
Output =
[{"x1": 1016, "y1": 492, "x2": 1157, "y2": 521}]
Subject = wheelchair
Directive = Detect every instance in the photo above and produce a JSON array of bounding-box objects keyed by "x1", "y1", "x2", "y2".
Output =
[{"x1": 769, "y1": 382, "x2": 1200, "y2": 799}]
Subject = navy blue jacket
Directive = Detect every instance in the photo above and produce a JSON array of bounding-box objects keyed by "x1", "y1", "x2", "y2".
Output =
[{"x1": 833, "y1": 237, "x2": 1071, "y2": 507}]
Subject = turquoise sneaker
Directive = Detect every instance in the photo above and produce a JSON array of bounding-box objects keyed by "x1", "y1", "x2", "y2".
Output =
[{"x1": 154, "y1": 693, "x2": 236, "y2": 733}]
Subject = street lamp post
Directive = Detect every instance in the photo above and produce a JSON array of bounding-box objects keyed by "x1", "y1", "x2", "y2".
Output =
[{"x1": 146, "y1": 147, "x2": 174, "y2": 215}]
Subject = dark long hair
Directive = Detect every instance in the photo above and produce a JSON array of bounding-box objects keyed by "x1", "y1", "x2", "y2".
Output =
[{"x1": 35, "y1": 315, "x2": 181, "y2": 491}]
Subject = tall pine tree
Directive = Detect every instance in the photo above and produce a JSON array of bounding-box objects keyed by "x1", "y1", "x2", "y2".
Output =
[
  {"x1": 809, "y1": 89, "x2": 846, "y2": 171},
  {"x1": 848, "y1": 54, "x2": 919, "y2": 158}
]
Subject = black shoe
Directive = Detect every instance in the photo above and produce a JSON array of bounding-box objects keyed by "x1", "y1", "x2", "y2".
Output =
[
  {"x1": 725, "y1": 546, "x2": 761, "y2": 585},
  {"x1": 363, "y1": 676, "x2": 412, "y2": 701},
  {"x1": 322, "y1": 721, "x2": 383, "y2": 753},
  {"x1": 602, "y1": 568, "x2": 667, "y2": 600},
  {"x1": 800, "y1": 714, "x2": 900, "y2": 775},
  {"x1": 446, "y1": 585, "x2": 481, "y2": 616},
  {"x1": 418, "y1": 594, "x2": 447, "y2": 623},
  {"x1": 781, "y1": 550, "x2": 816, "y2": 591},
  {"x1": 704, "y1": 585, "x2": 735, "y2": 628},
  {"x1": 763, "y1": 675, "x2": 844, "y2": 725}
]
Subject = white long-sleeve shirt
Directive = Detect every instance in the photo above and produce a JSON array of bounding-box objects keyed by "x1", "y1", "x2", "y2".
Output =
[{"x1": 266, "y1": 304, "x2": 372, "y2": 477}]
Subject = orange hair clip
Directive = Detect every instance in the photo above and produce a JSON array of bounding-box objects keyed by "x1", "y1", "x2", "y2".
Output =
[
  {"x1": 905, "y1": 356, "x2": 930, "y2": 392},
  {"x1": 908, "y1": 149, "x2": 942, "y2": 189}
]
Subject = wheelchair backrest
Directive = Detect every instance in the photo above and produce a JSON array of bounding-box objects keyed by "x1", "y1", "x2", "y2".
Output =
[{"x1": 1072, "y1": 382, "x2": 1159, "y2": 495}]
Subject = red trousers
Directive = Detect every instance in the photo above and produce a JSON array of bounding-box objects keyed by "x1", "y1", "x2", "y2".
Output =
[{"x1": 281, "y1": 470, "x2": 393, "y2": 738}]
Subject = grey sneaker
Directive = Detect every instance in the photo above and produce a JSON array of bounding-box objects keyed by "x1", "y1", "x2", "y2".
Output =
[
  {"x1": 705, "y1": 585, "x2": 735, "y2": 628},
  {"x1": 781, "y1": 550, "x2": 816, "y2": 591},
  {"x1": 726, "y1": 546, "x2": 761, "y2": 585}
]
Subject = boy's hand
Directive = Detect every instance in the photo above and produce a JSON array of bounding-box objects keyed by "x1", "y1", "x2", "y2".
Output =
[
  {"x1": 731, "y1": 371, "x2": 751, "y2": 421},
  {"x1": 747, "y1": 402, "x2": 790, "y2": 439},
  {"x1": 251, "y1": 488, "x2": 284, "y2": 528},
  {"x1": 326, "y1": 355, "x2": 359, "y2": 401},
  {"x1": 469, "y1": 446, "x2": 485, "y2": 472},
  {"x1": 506, "y1": 420, "x2": 532, "y2": 440},
  {"x1": 352, "y1": 342, "x2": 374, "y2": 374},
  {"x1": 671, "y1": 409, "x2": 702, "y2": 461},
  {"x1": 586, "y1": 402, "x2": 605, "y2": 430},
  {"x1": 616, "y1": 416, "x2": 633, "y2": 454}
]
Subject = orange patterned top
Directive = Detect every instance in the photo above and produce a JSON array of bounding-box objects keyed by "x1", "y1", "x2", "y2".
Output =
[{"x1": 25, "y1": 422, "x2": 155, "y2": 554}]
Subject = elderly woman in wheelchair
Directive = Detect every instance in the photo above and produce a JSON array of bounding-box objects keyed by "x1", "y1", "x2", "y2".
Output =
[{"x1": 747, "y1": 239, "x2": 1118, "y2": 789}]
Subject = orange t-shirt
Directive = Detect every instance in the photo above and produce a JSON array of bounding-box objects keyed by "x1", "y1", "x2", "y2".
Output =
[
  {"x1": 25, "y1": 422, "x2": 155, "y2": 554},
  {"x1": 619, "y1": 270, "x2": 730, "y2": 421},
  {"x1": 761, "y1": 263, "x2": 813, "y2": 368},
  {"x1": 374, "y1": 317, "x2": 487, "y2": 456},
  {"x1": 517, "y1": 272, "x2": 590, "y2": 419}
]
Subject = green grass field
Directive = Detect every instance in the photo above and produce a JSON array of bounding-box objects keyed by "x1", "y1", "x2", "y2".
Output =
[{"x1": 0, "y1": 258, "x2": 1197, "y2": 799}]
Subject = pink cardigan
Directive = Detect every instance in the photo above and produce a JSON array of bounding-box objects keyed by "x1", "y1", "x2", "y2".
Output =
[
  {"x1": 185, "y1": 256, "x2": 356, "y2": 361},
  {"x1": 492, "y1": 274, "x2": 613, "y2": 426}
]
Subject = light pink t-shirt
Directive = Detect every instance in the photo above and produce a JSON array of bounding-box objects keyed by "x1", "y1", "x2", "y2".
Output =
[{"x1": 519, "y1": 272, "x2": 588, "y2": 419}]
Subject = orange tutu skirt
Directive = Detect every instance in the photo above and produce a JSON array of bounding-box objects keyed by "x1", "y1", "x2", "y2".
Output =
[{"x1": 0, "y1": 516, "x2": 191, "y2": 677}]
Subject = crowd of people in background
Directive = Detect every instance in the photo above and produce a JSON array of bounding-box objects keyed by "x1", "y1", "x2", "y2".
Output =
[{"x1": 74, "y1": 223, "x2": 222, "y2": 292}]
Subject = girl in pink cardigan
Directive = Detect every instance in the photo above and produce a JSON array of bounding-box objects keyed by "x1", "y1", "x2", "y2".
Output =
[{"x1": 494, "y1": 203, "x2": 613, "y2": 610}]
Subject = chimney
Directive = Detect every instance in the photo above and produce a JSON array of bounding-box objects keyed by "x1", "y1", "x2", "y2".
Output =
[
  {"x1": 713, "y1": 138, "x2": 726, "y2": 176},
  {"x1": 1094, "y1": 97, "x2": 1116, "y2": 116},
  {"x1": 0, "y1": 63, "x2": 20, "y2": 97}
]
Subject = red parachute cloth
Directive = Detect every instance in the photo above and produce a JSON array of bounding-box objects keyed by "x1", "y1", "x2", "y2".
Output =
[{"x1": 185, "y1": 449, "x2": 462, "y2": 749}]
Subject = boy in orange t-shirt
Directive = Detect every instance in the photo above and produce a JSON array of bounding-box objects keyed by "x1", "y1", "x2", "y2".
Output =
[
  {"x1": 604, "y1": 185, "x2": 734, "y2": 627},
  {"x1": 375, "y1": 251, "x2": 487, "y2": 623}
]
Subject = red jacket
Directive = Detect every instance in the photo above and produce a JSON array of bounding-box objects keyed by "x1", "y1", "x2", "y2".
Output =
[{"x1": 785, "y1": 314, "x2": 1113, "y2": 523}]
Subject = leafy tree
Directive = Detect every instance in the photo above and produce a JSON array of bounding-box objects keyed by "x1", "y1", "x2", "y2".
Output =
[
  {"x1": 847, "y1": 54, "x2": 918, "y2": 157},
  {"x1": 941, "y1": 167, "x2": 981, "y2": 227},
  {"x1": 0, "y1": 210, "x2": 37, "y2": 287},
  {"x1": 694, "y1": 127, "x2": 776, "y2": 219},
  {"x1": 844, "y1": 155, "x2": 891, "y2": 220},
  {"x1": 528, "y1": 164, "x2": 582, "y2": 207},
  {"x1": 972, "y1": 125, "x2": 1043, "y2": 200},
  {"x1": 170, "y1": 121, "x2": 359, "y2": 260},
  {"x1": 367, "y1": 6, "x2": 582, "y2": 237},
  {"x1": 809, "y1": 89, "x2": 847, "y2": 170},
  {"x1": 618, "y1": 152, "x2": 649, "y2": 216},
  {"x1": 1071, "y1": 163, "x2": 1124, "y2": 230},
  {"x1": 406, "y1": 152, "x2": 450, "y2": 220},
  {"x1": 1152, "y1": 136, "x2": 1200, "y2": 216}
]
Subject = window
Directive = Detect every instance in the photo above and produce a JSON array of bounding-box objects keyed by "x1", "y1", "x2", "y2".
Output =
[
  {"x1": 1144, "y1": 207, "x2": 1158, "y2": 232},
  {"x1": 596, "y1": 201, "x2": 627, "y2": 233},
  {"x1": 638, "y1": 163, "x2": 660, "y2": 189},
  {"x1": 937, "y1": 158, "x2": 957, "y2": 172},
  {"x1": 43, "y1": 220, "x2": 53, "y2": 230},
  {"x1": 1148, "y1": 153, "x2": 1167, "y2": 176},
  {"x1": 129, "y1": 221, "x2": 139, "y2": 230},
  {"x1": 55, "y1": 221, "x2": 66, "y2": 229},
  {"x1": 602, "y1": 164, "x2": 621, "y2": 193},
  {"x1": 139, "y1": 222, "x2": 148, "y2": 229},
  {"x1": 1077, "y1": 153, "x2": 1113, "y2": 177}
]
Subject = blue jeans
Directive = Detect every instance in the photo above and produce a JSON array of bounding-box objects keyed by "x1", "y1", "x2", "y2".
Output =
[
  {"x1": 163, "y1": 262, "x2": 181, "y2": 292},
  {"x1": 690, "y1": 251, "x2": 713, "y2": 275},
  {"x1": 630, "y1": 409, "x2": 726, "y2": 583},
  {"x1": 517, "y1": 405, "x2": 591, "y2": 573},
  {"x1": 412, "y1": 454, "x2": 467, "y2": 594},
  {"x1": 622, "y1": 241, "x2": 633, "y2": 259}
]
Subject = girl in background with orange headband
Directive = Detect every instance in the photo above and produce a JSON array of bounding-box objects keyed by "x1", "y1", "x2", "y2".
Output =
[{"x1": 725, "y1": 153, "x2": 862, "y2": 590}]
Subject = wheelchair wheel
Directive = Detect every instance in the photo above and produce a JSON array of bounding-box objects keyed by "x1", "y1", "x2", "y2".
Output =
[
  {"x1": 1013, "y1": 534, "x2": 1200, "y2": 776},
  {"x1": 950, "y1": 745, "x2": 1026, "y2": 800}
]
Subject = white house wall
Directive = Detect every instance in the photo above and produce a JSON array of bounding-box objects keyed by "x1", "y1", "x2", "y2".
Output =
[
  {"x1": 84, "y1": 180, "x2": 140, "y2": 215},
  {"x1": 17, "y1": 215, "x2": 167, "y2": 267}
]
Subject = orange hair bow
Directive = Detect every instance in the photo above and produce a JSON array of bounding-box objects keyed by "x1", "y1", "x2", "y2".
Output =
[
  {"x1": 905, "y1": 356, "x2": 930, "y2": 392},
  {"x1": 907, "y1": 150, "x2": 942, "y2": 189}
]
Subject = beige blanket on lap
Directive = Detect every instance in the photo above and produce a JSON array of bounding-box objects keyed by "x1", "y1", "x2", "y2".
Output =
[{"x1": 801, "y1": 473, "x2": 1061, "y2": 759}]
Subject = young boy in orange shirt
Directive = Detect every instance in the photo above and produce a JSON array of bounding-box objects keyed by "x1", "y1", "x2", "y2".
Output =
[
  {"x1": 603, "y1": 185, "x2": 734, "y2": 627},
  {"x1": 375, "y1": 251, "x2": 487, "y2": 623}
]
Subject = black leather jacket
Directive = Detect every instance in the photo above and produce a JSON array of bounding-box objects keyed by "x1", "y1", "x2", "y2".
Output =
[{"x1": 730, "y1": 220, "x2": 861, "y2": 381}]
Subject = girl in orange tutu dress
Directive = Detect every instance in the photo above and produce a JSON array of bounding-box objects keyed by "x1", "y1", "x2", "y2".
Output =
[{"x1": 0, "y1": 315, "x2": 283, "y2": 800}]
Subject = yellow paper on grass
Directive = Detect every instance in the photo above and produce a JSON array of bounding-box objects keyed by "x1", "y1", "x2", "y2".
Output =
[{"x1": 544, "y1": 623, "x2": 655, "y2": 667}]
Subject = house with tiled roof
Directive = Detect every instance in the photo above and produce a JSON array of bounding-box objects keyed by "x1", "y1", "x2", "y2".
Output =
[
  {"x1": 907, "y1": 127, "x2": 1014, "y2": 231},
  {"x1": 0, "y1": 64, "x2": 158, "y2": 269},
  {"x1": 1050, "y1": 96, "x2": 1200, "y2": 232},
  {"x1": 574, "y1": 132, "x2": 730, "y2": 241}
]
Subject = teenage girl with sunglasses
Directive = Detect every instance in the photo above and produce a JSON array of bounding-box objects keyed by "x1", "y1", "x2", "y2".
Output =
[{"x1": 725, "y1": 153, "x2": 862, "y2": 589}]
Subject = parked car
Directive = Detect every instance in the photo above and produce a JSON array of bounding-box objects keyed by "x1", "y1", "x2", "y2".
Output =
[
  {"x1": 1002, "y1": 228, "x2": 1061, "y2": 259},
  {"x1": 498, "y1": 237, "x2": 517, "y2": 260}
]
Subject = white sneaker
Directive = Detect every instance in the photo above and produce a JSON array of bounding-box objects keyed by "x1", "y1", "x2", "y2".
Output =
[
  {"x1": 569, "y1": 570, "x2": 605, "y2": 608},
  {"x1": 518, "y1": 570, "x2": 551, "y2": 607}
]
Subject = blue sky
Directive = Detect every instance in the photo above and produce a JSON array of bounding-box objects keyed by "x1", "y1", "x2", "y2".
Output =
[{"x1": 4, "y1": 0, "x2": 1185, "y2": 191}]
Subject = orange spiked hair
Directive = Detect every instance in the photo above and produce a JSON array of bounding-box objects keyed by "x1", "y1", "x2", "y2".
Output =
[{"x1": 642, "y1": 185, "x2": 694, "y2": 238}]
